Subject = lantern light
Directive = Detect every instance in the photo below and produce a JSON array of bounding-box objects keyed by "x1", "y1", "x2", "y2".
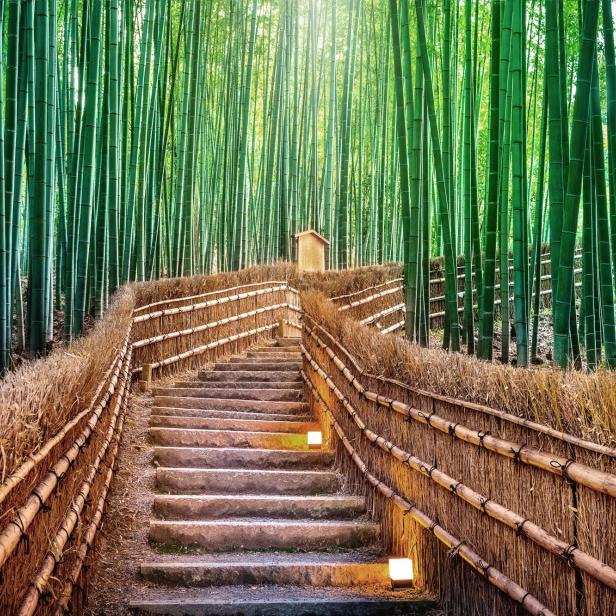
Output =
[
  {"x1": 307, "y1": 431, "x2": 323, "y2": 449},
  {"x1": 388, "y1": 558, "x2": 414, "y2": 589}
]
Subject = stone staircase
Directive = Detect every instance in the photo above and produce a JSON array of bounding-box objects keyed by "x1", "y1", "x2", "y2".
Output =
[{"x1": 129, "y1": 338, "x2": 434, "y2": 615}]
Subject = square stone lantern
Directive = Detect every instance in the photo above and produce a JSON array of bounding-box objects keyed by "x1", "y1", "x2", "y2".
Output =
[{"x1": 293, "y1": 230, "x2": 330, "y2": 273}]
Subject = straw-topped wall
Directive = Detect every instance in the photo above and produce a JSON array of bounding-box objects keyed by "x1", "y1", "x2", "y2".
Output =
[
  {"x1": 0, "y1": 258, "x2": 611, "y2": 615},
  {"x1": 0, "y1": 264, "x2": 299, "y2": 615},
  {"x1": 301, "y1": 288, "x2": 616, "y2": 616}
]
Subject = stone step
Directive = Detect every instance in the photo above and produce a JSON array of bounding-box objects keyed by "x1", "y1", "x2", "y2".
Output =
[
  {"x1": 173, "y1": 380, "x2": 303, "y2": 390},
  {"x1": 275, "y1": 337, "x2": 302, "y2": 346},
  {"x1": 228, "y1": 356, "x2": 301, "y2": 366},
  {"x1": 252, "y1": 346, "x2": 301, "y2": 353},
  {"x1": 129, "y1": 586, "x2": 434, "y2": 616},
  {"x1": 153, "y1": 387, "x2": 303, "y2": 402},
  {"x1": 149, "y1": 519, "x2": 380, "y2": 551},
  {"x1": 153, "y1": 396, "x2": 309, "y2": 414},
  {"x1": 149, "y1": 428, "x2": 311, "y2": 450},
  {"x1": 151, "y1": 407, "x2": 311, "y2": 422},
  {"x1": 150, "y1": 416, "x2": 318, "y2": 434},
  {"x1": 153, "y1": 447, "x2": 334, "y2": 470},
  {"x1": 153, "y1": 494, "x2": 365, "y2": 520},
  {"x1": 214, "y1": 361, "x2": 302, "y2": 371},
  {"x1": 199, "y1": 370, "x2": 301, "y2": 383},
  {"x1": 155, "y1": 468, "x2": 338, "y2": 495},
  {"x1": 140, "y1": 557, "x2": 386, "y2": 587},
  {"x1": 246, "y1": 351, "x2": 301, "y2": 359}
]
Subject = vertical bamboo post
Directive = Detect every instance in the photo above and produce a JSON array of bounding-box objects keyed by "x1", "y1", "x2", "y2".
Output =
[
  {"x1": 141, "y1": 363, "x2": 153, "y2": 391},
  {"x1": 278, "y1": 318, "x2": 286, "y2": 339}
]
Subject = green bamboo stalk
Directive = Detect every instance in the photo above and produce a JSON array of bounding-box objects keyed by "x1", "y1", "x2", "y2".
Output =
[{"x1": 554, "y1": 0, "x2": 599, "y2": 368}]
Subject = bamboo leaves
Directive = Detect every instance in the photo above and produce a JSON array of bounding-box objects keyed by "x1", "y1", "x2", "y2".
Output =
[{"x1": 0, "y1": 0, "x2": 614, "y2": 375}]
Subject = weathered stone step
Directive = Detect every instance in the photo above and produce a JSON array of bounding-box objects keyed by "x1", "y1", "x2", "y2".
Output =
[
  {"x1": 155, "y1": 468, "x2": 338, "y2": 495},
  {"x1": 151, "y1": 407, "x2": 311, "y2": 422},
  {"x1": 140, "y1": 557, "x2": 386, "y2": 587},
  {"x1": 174, "y1": 380, "x2": 303, "y2": 390},
  {"x1": 154, "y1": 396, "x2": 309, "y2": 414},
  {"x1": 214, "y1": 361, "x2": 302, "y2": 371},
  {"x1": 199, "y1": 370, "x2": 301, "y2": 383},
  {"x1": 228, "y1": 356, "x2": 301, "y2": 366},
  {"x1": 276, "y1": 337, "x2": 302, "y2": 346},
  {"x1": 153, "y1": 494, "x2": 365, "y2": 520},
  {"x1": 252, "y1": 346, "x2": 301, "y2": 353},
  {"x1": 153, "y1": 387, "x2": 303, "y2": 402},
  {"x1": 246, "y1": 351, "x2": 301, "y2": 359},
  {"x1": 129, "y1": 586, "x2": 434, "y2": 616},
  {"x1": 149, "y1": 519, "x2": 379, "y2": 550},
  {"x1": 149, "y1": 428, "x2": 311, "y2": 450},
  {"x1": 150, "y1": 416, "x2": 318, "y2": 434},
  {"x1": 153, "y1": 447, "x2": 334, "y2": 470}
]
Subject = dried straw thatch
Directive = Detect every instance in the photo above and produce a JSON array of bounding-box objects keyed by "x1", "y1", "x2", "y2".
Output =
[
  {"x1": 1, "y1": 257, "x2": 612, "y2": 616},
  {"x1": 301, "y1": 287, "x2": 616, "y2": 616},
  {"x1": 0, "y1": 263, "x2": 300, "y2": 614},
  {"x1": 0, "y1": 287, "x2": 134, "y2": 481},
  {"x1": 302, "y1": 289, "x2": 616, "y2": 445}
]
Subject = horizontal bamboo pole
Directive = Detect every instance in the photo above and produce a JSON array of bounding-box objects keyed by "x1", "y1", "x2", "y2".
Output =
[
  {"x1": 338, "y1": 286, "x2": 403, "y2": 313},
  {"x1": 18, "y1": 349, "x2": 131, "y2": 616},
  {"x1": 133, "y1": 280, "x2": 289, "y2": 313},
  {"x1": 303, "y1": 331, "x2": 616, "y2": 495},
  {"x1": 302, "y1": 346, "x2": 616, "y2": 590},
  {"x1": 380, "y1": 320, "x2": 404, "y2": 335},
  {"x1": 430, "y1": 281, "x2": 584, "y2": 320},
  {"x1": 0, "y1": 333, "x2": 129, "y2": 506},
  {"x1": 140, "y1": 323, "x2": 277, "y2": 372},
  {"x1": 285, "y1": 319, "x2": 303, "y2": 331},
  {"x1": 52, "y1": 454, "x2": 117, "y2": 616},
  {"x1": 303, "y1": 315, "x2": 616, "y2": 458},
  {"x1": 133, "y1": 303, "x2": 289, "y2": 349},
  {"x1": 134, "y1": 285, "x2": 287, "y2": 323},
  {"x1": 301, "y1": 369, "x2": 556, "y2": 616},
  {"x1": 360, "y1": 303, "x2": 405, "y2": 326},
  {"x1": 331, "y1": 278, "x2": 404, "y2": 302},
  {"x1": 0, "y1": 343, "x2": 132, "y2": 569},
  {"x1": 302, "y1": 322, "x2": 616, "y2": 492},
  {"x1": 429, "y1": 251, "x2": 582, "y2": 286},
  {"x1": 330, "y1": 250, "x2": 581, "y2": 305},
  {"x1": 429, "y1": 268, "x2": 583, "y2": 304}
]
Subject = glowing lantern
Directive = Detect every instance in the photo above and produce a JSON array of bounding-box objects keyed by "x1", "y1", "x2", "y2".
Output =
[
  {"x1": 307, "y1": 431, "x2": 323, "y2": 449},
  {"x1": 388, "y1": 558, "x2": 414, "y2": 589}
]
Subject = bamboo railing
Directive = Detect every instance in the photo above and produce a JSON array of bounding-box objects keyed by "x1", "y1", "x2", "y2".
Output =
[
  {"x1": 131, "y1": 282, "x2": 301, "y2": 377},
  {"x1": 301, "y1": 307, "x2": 616, "y2": 615},
  {"x1": 301, "y1": 371, "x2": 557, "y2": 616},
  {"x1": 0, "y1": 277, "x2": 300, "y2": 614},
  {"x1": 2, "y1": 261, "x2": 610, "y2": 616},
  {"x1": 0, "y1": 330, "x2": 133, "y2": 615}
]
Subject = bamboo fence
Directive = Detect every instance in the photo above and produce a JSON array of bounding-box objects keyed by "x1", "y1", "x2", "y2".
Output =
[
  {"x1": 331, "y1": 250, "x2": 584, "y2": 331},
  {"x1": 0, "y1": 257, "x2": 610, "y2": 616},
  {"x1": 301, "y1": 300, "x2": 616, "y2": 616},
  {"x1": 0, "y1": 265, "x2": 300, "y2": 614}
]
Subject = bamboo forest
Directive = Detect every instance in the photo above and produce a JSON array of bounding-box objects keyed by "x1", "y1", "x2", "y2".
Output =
[
  {"x1": 1, "y1": 0, "x2": 616, "y2": 371},
  {"x1": 5, "y1": 2, "x2": 616, "y2": 615}
]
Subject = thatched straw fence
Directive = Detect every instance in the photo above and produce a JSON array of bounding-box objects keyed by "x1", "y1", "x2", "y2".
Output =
[
  {"x1": 0, "y1": 255, "x2": 610, "y2": 616},
  {"x1": 301, "y1": 284, "x2": 616, "y2": 616},
  {"x1": 0, "y1": 263, "x2": 299, "y2": 614}
]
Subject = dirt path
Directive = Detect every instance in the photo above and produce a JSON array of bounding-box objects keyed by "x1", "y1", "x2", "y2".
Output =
[{"x1": 84, "y1": 390, "x2": 155, "y2": 615}]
